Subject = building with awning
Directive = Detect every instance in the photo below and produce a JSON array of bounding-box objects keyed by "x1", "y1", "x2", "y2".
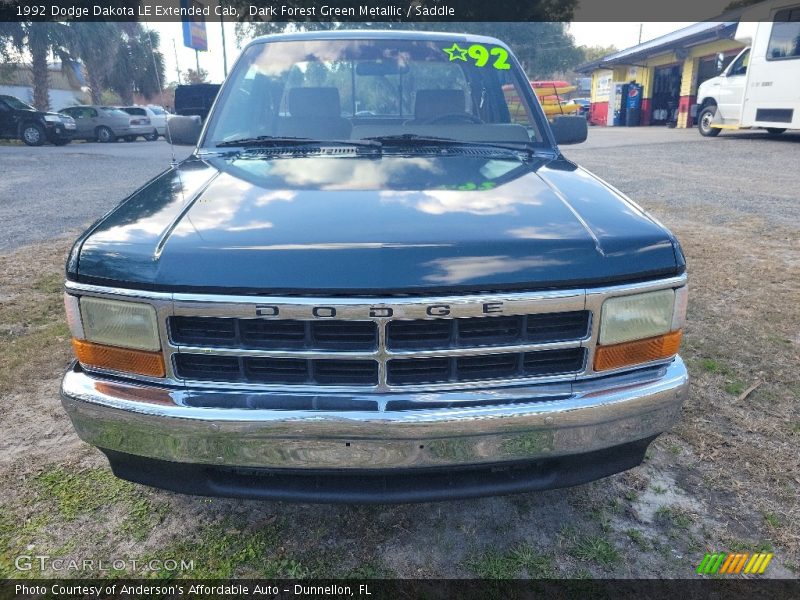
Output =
[
  {"x1": 575, "y1": 12, "x2": 747, "y2": 128},
  {"x1": 0, "y1": 61, "x2": 88, "y2": 110}
]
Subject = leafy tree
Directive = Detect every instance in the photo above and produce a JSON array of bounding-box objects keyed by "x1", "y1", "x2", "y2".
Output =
[
  {"x1": 106, "y1": 25, "x2": 166, "y2": 105},
  {"x1": 67, "y1": 22, "x2": 121, "y2": 104},
  {"x1": 184, "y1": 67, "x2": 209, "y2": 84},
  {"x1": 579, "y1": 45, "x2": 618, "y2": 63},
  {"x1": 0, "y1": 22, "x2": 73, "y2": 111},
  {"x1": 100, "y1": 88, "x2": 123, "y2": 106}
]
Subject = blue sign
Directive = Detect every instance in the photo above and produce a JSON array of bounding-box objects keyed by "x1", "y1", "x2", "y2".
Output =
[{"x1": 181, "y1": 0, "x2": 208, "y2": 51}]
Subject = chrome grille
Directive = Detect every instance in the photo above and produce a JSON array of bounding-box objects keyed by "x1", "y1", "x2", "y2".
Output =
[
  {"x1": 386, "y1": 311, "x2": 590, "y2": 350},
  {"x1": 164, "y1": 289, "x2": 594, "y2": 392},
  {"x1": 170, "y1": 316, "x2": 378, "y2": 350},
  {"x1": 386, "y1": 348, "x2": 586, "y2": 385},
  {"x1": 64, "y1": 275, "x2": 686, "y2": 394},
  {"x1": 174, "y1": 354, "x2": 379, "y2": 386}
]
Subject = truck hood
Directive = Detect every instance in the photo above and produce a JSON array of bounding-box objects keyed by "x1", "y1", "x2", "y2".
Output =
[{"x1": 73, "y1": 152, "x2": 682, "y2": 293}]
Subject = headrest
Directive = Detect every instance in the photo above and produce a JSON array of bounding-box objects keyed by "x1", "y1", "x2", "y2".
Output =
[
  {"x1": 288, "y1": 87, "x2": 342, "y2": 118},
  {"x1": 414, "y1": 89, "x2": 466, "y2": 121}
]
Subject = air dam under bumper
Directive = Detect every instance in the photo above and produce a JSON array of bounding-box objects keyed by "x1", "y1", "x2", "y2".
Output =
[{"x1": 61, "y1": 357, "x2": 688, "y2": 502}]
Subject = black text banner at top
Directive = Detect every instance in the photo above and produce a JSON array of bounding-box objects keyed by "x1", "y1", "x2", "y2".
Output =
[{"x1": 2, "y1": 0, "x2": 741, "y2": 23}]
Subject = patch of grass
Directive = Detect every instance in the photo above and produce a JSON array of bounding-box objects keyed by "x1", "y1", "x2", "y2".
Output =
[
  {"x1": 262, "y1": 558, "x2": 311, "y2": 579},
  {"x1": 570, "y1": 567, "x2": 593, "y2": 579},
  {"x1": 624, "y1": 490, "x2": 639, "y2": 502},
  {"x1": 293, "y1": 550, "x2": 394, "y2": 579},
  {"x1": 568, "y1": 535, "x2": 621, "y2": 567},
  {"x1": 625, "y1": 528, "x2": 649, "y2": 550},
  {"x1": 724, "y1": 381, "x2": 745, "y2": 395},
  {"x1": 762, "y1": 512, "x2": 781, "y2": 528},
  {"x1": 667, "y1": 444, "x2": 682, "y2": 456},
  {"x1": 699, "y1": 358, "x2": 732, "y2": 375},
  {"x1": 32, "y1": 272, "x2": 64, "y2": 294},
  {"x1": 789, "y1": 423, "x2": 800, "y2": 435},
  {"x1": 342, "y1": 561, "x2": 396, "y2": 579},
  {"x1": 0, "y1": 322, "x2": 70, "y2": 388},
  {"x1": 726, "y1": 539, "x2": 774, "y2": 554},
  {"x1": 34, "y1": 466, "x2": 137, "y2": 520},
  {"x1": 654, "y1": 506, "x2": 692, "y2": 530},
  {"x1": 0, "y1": 502, "x2": 54, "y2": 578},
  {"x1": 651, "y1": 485, "x2": 667, "y2": 495},
  {"x1": 144, "y1": 522, "x2": 283, "y2": 578},
  {"x1": 465, "y1": 545, "x2": 556, "y2": 578},
  {"x1": 30, "y1": 465, "x2": 168, "y2": 548}
]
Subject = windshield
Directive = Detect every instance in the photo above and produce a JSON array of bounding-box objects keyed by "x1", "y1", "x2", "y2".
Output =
[
  {"x1": 202, "y1": 37, "x2": 546, "y2": 149},
  {"x1": 2, "y1": 96, "x2": 35, "y2": 111}
]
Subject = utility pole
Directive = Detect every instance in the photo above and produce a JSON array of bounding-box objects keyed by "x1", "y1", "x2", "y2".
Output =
[
  {"x1": 172, "y1": 38, "x2": 182, "y2": 84},
  {"x1": 638, "y1": 24, "x2": 643, "y2": 45},
  {"x1": 195, "y1": 49, "x2": 200, "y2": 75},
  {"x1": 219, "y1": 1, "x2": 228, "y2": 77}
]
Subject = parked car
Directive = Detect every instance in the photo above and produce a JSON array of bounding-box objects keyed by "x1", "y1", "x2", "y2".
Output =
[
  {"x1": 61, "y1": 31, "x2": 688, "y2": 503},
  {"x1": 58, "y1": 105, "x2": 151, "y2": 143},
  {"x1": 571, "y1": 97, "x2": 591, "y2": 118},
  {"x1": 120, "y1": 105, "x2": 166, "y2": 141},
  {"x1": 0, "y1": 94, "x2": 74, "y2": 146}
]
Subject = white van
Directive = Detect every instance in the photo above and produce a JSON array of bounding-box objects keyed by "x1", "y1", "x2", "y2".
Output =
[{"x1": 697, "y1": 1, "x2": 800, "y2": 136}]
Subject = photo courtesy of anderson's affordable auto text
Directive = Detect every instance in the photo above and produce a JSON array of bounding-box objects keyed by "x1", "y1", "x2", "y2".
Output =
[{"x1": 0, "y1": 0, "x2": 798, "y2": 597}]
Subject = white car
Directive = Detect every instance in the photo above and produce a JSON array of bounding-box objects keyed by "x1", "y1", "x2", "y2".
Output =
[{"x1": 121, "y1": 106, "x2": 168, "y2": 141}]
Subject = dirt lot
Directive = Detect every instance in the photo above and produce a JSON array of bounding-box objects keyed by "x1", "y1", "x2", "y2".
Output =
[{"x1": 0, "y1": 128, "x2": 798, "y2": 579}]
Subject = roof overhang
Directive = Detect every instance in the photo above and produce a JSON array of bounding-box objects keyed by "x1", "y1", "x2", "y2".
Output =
[{"x1": 575, "y1": 20, "x2": 741, "y2": 73}]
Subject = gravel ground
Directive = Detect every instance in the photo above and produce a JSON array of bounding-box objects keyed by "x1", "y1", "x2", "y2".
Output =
[
  {"x1": 0, "y1": 140, "x2": 192, "y2": 251},
  {"x1": 564, "y1": 127, "x2": 800, "y2": 228}
]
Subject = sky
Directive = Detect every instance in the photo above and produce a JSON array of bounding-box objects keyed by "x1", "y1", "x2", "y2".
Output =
[{"x1": 150, "y1": 21, "x2": 697, "y2": 85}]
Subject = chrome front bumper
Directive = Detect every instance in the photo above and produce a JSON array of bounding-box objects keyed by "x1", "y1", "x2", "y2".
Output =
[{"x1": 61, "y1": 357, "x2": 688, "y2": 471}]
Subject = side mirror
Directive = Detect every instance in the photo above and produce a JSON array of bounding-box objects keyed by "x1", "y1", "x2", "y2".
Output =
[
  {"x1": 550, "y1": 115, "x2": 588, "y2": 145},
  {"x1": 716, "y1": 52, "x2": 726, "y2": 74},
  {"x1": 164, "y1": 115, "x2": 201, "y2": 146}
]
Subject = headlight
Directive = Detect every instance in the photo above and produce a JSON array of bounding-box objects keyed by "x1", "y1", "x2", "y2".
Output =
[
  {"x1": 65, "y1": 295, "x2": 164, "y2": 377},
  {"x1": 44, "y1": 114, "x2": 62, "y2": 123},
  {"x1": 80, "y1": 297, "x2": 160, "y2": 350},
  {"x1": 599, "y1": 289, "x2": 675, "y2": 345},
  {"x1": 594, "y1": 287, "x2": 686, "y2": 371}
]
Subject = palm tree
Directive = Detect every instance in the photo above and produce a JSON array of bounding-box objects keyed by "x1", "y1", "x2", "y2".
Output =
[
  {"x1": 0, "y1": 22, "x2": 72, "y2": 111},
  {"x1": 67, "y1": 22, "x2": 120, "y2": 105},
  {"x1": 106, "y1": 25, "x2": 166, "y2": 105}
]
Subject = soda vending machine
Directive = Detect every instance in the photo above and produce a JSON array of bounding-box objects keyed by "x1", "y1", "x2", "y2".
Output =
[{"x1": 626, "y1": 83, "x2": 643, "y2": 126}]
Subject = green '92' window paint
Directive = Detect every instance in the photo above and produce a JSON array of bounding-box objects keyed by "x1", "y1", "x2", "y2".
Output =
[{"x1": 442, "y1": 43, "x2": 511, "y2": 69}]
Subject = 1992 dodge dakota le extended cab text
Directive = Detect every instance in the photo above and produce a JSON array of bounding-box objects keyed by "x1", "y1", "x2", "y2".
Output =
[{"x1": 60, "y1": 31, "x2": 689, "y2": 502}]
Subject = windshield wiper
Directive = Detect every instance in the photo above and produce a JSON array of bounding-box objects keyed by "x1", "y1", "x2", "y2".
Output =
[
  {"x1": 215, "y1": 135, "x2": 380, "y2": 149},
  {"x1": 361, "y1": 134, "x2": 535, "y2": 154}
]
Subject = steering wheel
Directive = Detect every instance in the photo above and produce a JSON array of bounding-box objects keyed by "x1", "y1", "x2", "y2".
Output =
[{"x1": 423, "y1": 113, "x2": 483, "y2": 125}]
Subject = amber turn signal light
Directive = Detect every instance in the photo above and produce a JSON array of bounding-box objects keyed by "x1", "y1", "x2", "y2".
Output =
[
  {"x1": 72, "y1": 339, "x2": 165, "y2": 378},
  {"x1": 593, "y1": 330, "x2": 682, "y2": 372}
]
